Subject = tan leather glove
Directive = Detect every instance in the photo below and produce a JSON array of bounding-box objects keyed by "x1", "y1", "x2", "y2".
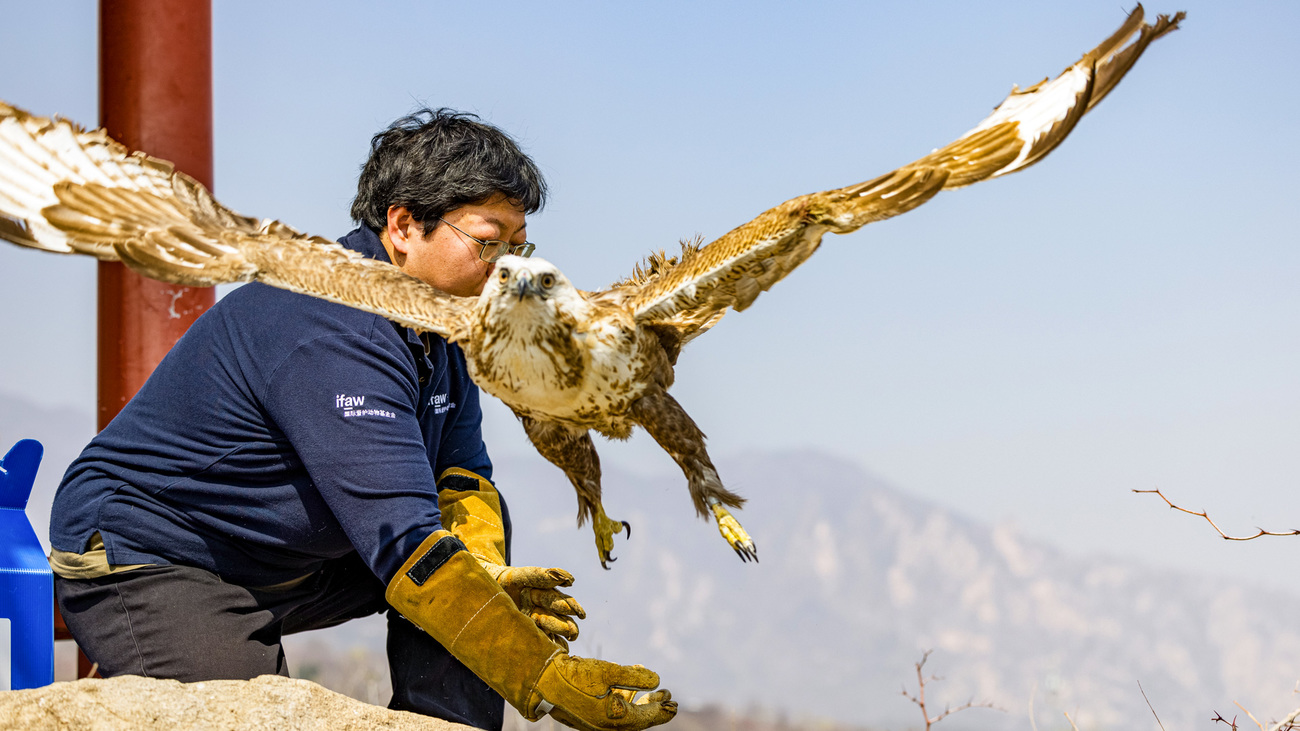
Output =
[
  {"x1": 540, "y1": 660, "x2": 676, "y2": 731},
  {"x1": 438, "y1": 468, "x2": 586, "y2": 648},
  {"x1": 387, "y1": 530, "x2": 678, "y2": 730}
]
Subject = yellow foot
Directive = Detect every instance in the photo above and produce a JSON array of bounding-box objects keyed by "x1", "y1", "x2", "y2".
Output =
[
  {"x1": 593, "y1": 505, "x2": 631, "y2": 570},
  {"x1": 709, "y1": 500, "x2": 757, "y2": 562}
]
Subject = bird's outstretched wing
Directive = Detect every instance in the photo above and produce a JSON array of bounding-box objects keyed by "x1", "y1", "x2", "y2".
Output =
[
  {"x1": 612, "y1": 5, "x2": 1184, "y2": 341},
  {"x1": 0, "y1": 101, "x2": 474, "y2": 340}
]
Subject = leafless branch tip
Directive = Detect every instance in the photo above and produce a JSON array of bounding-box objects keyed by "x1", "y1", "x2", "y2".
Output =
[
  {"x1": 1212, "y1": 710, "x2": 1240, "y2": 729},
  {"x1": 901, "y1": 650, "x2": 1002, "y2": 731},
  {"x1": 1138, "y1": 680, "x2": 1166, "y2": 731},
  {"x1": 1134, "y1": 488, "x2": 1300, "y2": 541}
]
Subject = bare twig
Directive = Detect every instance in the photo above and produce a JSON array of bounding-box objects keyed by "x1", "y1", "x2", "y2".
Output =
[
  {"x1": 1212, "y1": 710, "x2": 1240, "y2": 729},
  {"x1": 1268, "y1": 706, "x2": 1300, "y2": 731},
  {"x1": 1235, "y1": 700, "x2": 1265, "y2": 731},
  {"x1": 1134, "y1": 489, "x2": 1300, "y2": 541},
  {"x1": 1028, "y1": 682, "x2": 1039, "y2": 731},
  {"x1": 1138, "y1": 680, "x2": 1166, "y2": 731},
  {"x1": 1064, "y1": 711, "x2": 1080, "y2": 731},
  {"x1": 1215, "y1": 702, "x2": 1300, "y2": 731},
  {"x1": 900, "y1": 650, "x2": 1000, "y2": 730}
]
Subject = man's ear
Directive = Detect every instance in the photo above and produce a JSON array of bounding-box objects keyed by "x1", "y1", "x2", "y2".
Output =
[{"x1": 385, "y1": 205, "x2": 418, "y2": 255}]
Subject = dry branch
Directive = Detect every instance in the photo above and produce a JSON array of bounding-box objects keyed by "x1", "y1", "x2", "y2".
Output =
[
  {"x1": 900, "y1": 650, "x2": 1000, "y2": 730},
  {"x1": 1139, "y1": 680, "x2": 1167, "y2": 731},
  {"x1": 1270, "y1": 707, "x2": 1300, "y2": 730},
  {"x1": 1212, "y1": 703, "x2": 1300, "y2": 731},
  {"x1": 1133, "y1": 489, "x2": 1300, "y2": 541},
  {"x1": 1212, "y1": 710, "x2": 1240, "y2": 729},
  {"x1": 1236, "y1": 700, "x2": 1266, "y2": 731}
]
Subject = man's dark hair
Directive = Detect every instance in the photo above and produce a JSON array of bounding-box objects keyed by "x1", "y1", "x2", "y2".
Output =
[{"x1": 350, "y1": 108, "x2": 547, "y2": 234}]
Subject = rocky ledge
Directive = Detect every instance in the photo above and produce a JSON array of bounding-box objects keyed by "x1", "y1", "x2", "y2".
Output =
[{"x1": 0, "y1": 674, "x2": 474, "y2": 730}]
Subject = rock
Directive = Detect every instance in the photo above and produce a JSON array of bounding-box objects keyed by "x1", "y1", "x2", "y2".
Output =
[{"x1": 0, "y1": 674, "x2": 477, "y2": 730}]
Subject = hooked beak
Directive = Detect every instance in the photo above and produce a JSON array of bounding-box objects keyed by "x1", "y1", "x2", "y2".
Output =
[
  {"x1": 509, "y1": 269, "x2": 546, "y2": 300},
  {"x1": 514, "y1": 272, "x2": 536, "y2": 301}
]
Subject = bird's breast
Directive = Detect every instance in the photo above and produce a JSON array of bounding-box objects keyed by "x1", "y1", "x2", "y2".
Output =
[{"x1": 468, "y1": 308, "x2": 652, "y2": 427}]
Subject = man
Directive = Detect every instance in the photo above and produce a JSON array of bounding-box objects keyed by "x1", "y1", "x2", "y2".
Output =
[{"x1": 48, "y1": 109, "x2": 677, "y2": 731}]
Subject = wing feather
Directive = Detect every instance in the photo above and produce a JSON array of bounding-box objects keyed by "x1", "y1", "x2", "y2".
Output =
[
  {"x1": 616, "y1": 5, "x2": 1183, "y2": 336},
  {"x1": 1, "y1": 101, "x2": 474, "y2": 341}
]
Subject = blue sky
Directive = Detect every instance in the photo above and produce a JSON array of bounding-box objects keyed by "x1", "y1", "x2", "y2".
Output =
[{"x1": 2, "y1": 2, "x2": 1299, "y2": 591}]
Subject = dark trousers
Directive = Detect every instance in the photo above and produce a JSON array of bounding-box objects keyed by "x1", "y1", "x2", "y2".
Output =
[{"x1": 56, "y1": 508, "x2": 512, "y2": 731}]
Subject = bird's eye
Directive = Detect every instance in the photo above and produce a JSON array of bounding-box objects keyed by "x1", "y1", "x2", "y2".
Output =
[
  {"x1": 541, "y1": 273, "x2": 556, "y2": 288},
  {"x1": 498, "y1": 269, "x2": 510, "y2": 282}
]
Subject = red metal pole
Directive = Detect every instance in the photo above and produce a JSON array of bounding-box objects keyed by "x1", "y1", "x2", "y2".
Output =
[
  {"x1": 68, "y1": 0, "x2": 213, "y2": 680},
  {"x1": 97, "y1": 0, "x2": 214, "y2": 430}
]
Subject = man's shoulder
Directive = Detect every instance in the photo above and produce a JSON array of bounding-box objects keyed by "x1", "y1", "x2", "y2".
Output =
[
  {"x1": 218, "y1": 281, "x2": 386, "y2": 332},
  {"x1": 215, "y1": 226, "x2": 392, "y2": 331},
  {"x1": 203, "y1": 226, "x2": 422, "y2": 372},
  {"x1": 208, "y1": 282, "x2": 415, "y2": 374}
]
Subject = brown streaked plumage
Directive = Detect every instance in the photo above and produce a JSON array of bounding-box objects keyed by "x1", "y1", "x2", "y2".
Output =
[{"x1": 0, "y1": 7, "x2": 1184, "y2": 567}]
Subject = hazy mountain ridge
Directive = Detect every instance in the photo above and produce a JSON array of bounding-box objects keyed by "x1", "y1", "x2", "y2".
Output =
[
  {"x1": 496, "y1": 451, "x2": 1300, "y2": 729},
  {"x1": 5, "y1": 394, "x2": 1299, "y2": 728},
  {"x1": 0, "y1": 392, "x2": 95, "y2": 553}
]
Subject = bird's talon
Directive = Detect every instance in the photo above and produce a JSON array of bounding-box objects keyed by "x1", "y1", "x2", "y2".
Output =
[
  {"x1": 592, "y1": 506, "x2": 629, "y2": 567},
  {"x1": 710, "y1": 502, "x2": 758, "y2": 564}
]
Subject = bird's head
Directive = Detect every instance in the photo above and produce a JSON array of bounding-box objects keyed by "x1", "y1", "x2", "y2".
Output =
[{"x1": 481, "y1": 255, "x2": 581, "y2": 316}]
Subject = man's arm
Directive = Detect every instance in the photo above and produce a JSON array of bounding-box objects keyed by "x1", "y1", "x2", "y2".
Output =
[
  {"x1": 389, "y1": 530, "x2": 677, "y2": 730},
  {"x1": 437, "y1": 467, "x2": 586, "y2": 648},
  {"x1": 262, "y1": 328, "x2": 445, "y2": 581},
  {"x1": 263, "y1": 327, "x2": 673, "y2": 729}
]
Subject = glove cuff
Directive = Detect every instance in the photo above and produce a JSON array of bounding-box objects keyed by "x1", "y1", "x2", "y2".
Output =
[
  {"x1": 437, "y1": 467, "x2": 507, "y2": 567},
  {"x1": 437, "y1": 466, "x2": 496, "y2": 494},
  {"x1": 386, "y1": 529, "x2": 562, "y2": 718}
]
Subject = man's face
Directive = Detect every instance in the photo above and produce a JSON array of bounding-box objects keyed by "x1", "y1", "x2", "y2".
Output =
[{"x1": 385, "y1": 195, "x2": 528, "y2": 297}]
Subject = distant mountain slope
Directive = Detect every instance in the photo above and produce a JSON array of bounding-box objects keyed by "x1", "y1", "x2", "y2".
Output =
[
  {"x1": 492, "y1": 451, "x2": 1300, "y2": 730},
  {"x1": 0, "y1": 393, "x2": 94, "y2": 553}
]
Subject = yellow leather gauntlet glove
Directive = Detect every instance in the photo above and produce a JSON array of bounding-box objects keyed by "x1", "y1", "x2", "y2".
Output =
[
  {"x1": 438, "y1": 468, "x2": 586, "y2": 648},
  {"x1": 387, "y1": 530, "x2": 677, "y2": 730}
]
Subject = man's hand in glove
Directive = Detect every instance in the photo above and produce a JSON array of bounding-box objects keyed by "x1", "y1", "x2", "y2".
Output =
[
  {"x1": 437, "y1": 467, "x2": 586, "y2": 647},
  {"x1": 481, "y1": 562, "x2": 586, "y2": 650},
  {"x1": 387, "y1": 531, "x2": 678, "y2": 731},
  {"x1": 541, "y1": 657, "x2": 677, "y2": 731}
]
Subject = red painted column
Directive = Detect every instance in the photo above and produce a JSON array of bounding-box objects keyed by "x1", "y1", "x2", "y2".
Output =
[
  {"x1": 97, "y1": 0, "x2": 214, "y2": 430},
  {"x1": 67, "y1": 0, "x2": 215, "y2": 680}
]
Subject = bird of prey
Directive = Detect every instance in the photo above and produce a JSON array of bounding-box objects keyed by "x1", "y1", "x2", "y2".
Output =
[{"x1": 0, "y1": 7, "x2": 1183, "y2": 567}]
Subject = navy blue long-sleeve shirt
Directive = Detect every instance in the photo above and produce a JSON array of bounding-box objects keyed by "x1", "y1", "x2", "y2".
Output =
[{"x1": 50, "y1": 226, "x2": 489, "y2": 586}]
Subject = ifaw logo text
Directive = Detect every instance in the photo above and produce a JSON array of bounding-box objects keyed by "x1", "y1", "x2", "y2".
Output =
[
  {"x1": 429, "y1": 392, "x2": 456, "y2": 415},
  {"x1": 335, "y1": 393, "x2": 396, "y2": 419}
]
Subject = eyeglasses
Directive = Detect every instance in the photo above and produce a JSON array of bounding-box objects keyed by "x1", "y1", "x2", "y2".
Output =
[{"x1": 437, "y1": 218, "x2": 536, "y2": 263}]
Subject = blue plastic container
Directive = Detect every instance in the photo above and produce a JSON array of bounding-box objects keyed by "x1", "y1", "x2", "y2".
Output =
[{"x1": 0, "y1": 439, "x2": 53, "y2": 690}]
